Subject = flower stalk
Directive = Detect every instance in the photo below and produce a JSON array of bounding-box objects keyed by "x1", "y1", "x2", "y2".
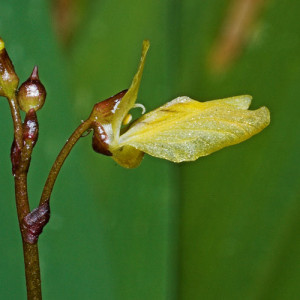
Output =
[{"x1": 39, "y1": 120, "x2": 92, "y2": 206}]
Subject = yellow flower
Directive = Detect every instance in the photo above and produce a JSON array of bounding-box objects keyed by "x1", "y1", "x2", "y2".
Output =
[{"x1": 89, "y1": 40, "x2": 270, "y2": 168}]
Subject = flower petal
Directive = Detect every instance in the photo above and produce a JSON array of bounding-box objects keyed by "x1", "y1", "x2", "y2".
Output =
[
  {"x1": 111, "y1": 40, "x2": 150, "y2": 141},
  {"x1": 111, "y1": 145, "x2": 144, "y2": 168},
  {"x1": 118, "y1": 95, "x2": 270, "y2": 163}
]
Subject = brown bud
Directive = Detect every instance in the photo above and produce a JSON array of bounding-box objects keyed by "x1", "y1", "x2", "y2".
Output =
[
  {"x1": 17, "y1": 66, "x2": 46, "y2": 112},
  {"x1": 0, "y1": 38, "x2": 19, "y2": 98},
  {"x1": 23, "y1": 108, "x2": 39, "y2": 145},
  {"x1": 92, "y1": 122, "x2": 112, "y2": 156}
]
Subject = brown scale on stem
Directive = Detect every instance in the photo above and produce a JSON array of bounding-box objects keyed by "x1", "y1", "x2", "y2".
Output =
[
  {"x1": 10, "y1": 139, "x2": 21, "y2": 176},
  {"x1": 23, "y1": 109, "x2": 39, "y2": 146},
  {"x1": 19, "y1": 109, "x2": 39, "y2": 175},
  {"x1": 22, "y1": 200, "x2": 50, "y2": 244}
]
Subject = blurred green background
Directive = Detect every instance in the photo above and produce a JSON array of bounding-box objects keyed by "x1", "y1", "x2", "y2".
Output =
[{"x1": 0, "y1": 0, "x2": 299, "y2": 299}]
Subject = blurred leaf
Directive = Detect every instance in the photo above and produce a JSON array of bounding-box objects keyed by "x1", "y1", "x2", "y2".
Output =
[{"x1": 178, "y1": 1, "x2": 300, "y2": 299}]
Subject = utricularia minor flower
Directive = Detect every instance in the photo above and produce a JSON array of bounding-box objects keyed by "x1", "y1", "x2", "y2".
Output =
[{"x1": 89, "y1": 40, "x2": 270, "y2": 168}]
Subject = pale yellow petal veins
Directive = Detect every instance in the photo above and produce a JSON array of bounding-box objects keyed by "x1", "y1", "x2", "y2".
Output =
[
  {"x1": 118, "y1": 96, "x2": 270, "y2": 163},
  {"x1": 111, "y1": 40, "x2": 150, "y2": 140}
]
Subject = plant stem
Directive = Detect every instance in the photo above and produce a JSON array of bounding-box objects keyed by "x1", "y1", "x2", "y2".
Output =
[
  {"x1": 8, "y1": 95, "x2": 42, "y2": 299},
  {"x1": 39, "y1": 120, "x2": 92, "y2": 206},
  {"x1": 22, "y1": 243, "x2": 41, "y2": 300},
  {"x1": 8, "y1": 96, "x2": 23, "y2": 149},
  {"x1": 15, "y1": 173, "x2": 42, "y2": 300},
  {"x1": 9, "y1": 91, "x2": 92, "y2": 299}
]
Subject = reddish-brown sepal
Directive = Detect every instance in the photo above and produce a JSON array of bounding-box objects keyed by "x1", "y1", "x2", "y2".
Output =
[
  {"x1": 91, "y1": 122, "x2": 112, "y2": 156},
  {"x1": 90, "y1": 89, "x2": 127, "y2": 123}
]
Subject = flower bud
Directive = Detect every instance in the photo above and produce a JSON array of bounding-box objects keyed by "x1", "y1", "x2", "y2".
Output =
[
  {"x1": 17, "y1": 66, "x2": 46, "y2": 112},
  {"x1": 0, "y1": 37, "x2": 19, "y2": 98}
]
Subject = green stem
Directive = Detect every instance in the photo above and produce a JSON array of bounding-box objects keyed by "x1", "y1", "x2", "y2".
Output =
[
  {"x1": 39, "y1": 120, "x2": 92, "y2": 206},
  {"x1": 22, "y1": 243, "x2": 41, "y2": 300}
]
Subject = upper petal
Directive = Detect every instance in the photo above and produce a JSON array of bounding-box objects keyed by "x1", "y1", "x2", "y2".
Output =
[{"x1": 111, "y1": 40, "x2": 150, "y2": 141}]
